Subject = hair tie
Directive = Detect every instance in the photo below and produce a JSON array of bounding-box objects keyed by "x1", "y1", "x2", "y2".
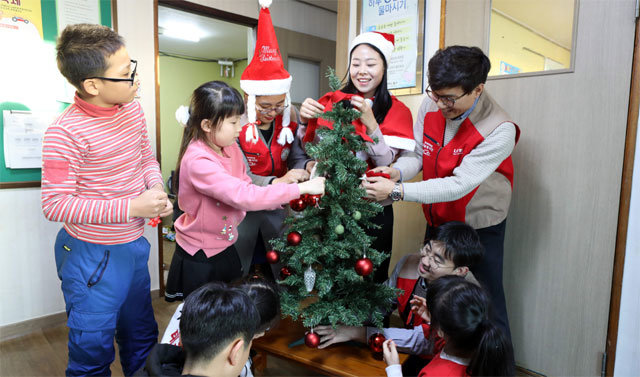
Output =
[{"x1": 175, "y1": 105, "x2": 190, "y2": 127}]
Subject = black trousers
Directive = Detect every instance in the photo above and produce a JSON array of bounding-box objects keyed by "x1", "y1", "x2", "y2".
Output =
[{"x1": 366, "y1": 204, "x2": 394, "y2": 284}]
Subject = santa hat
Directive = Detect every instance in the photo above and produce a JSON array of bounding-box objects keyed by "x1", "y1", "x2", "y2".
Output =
[
  {"x1": 349, "y1": 31, "x2": 395, "y2": 64},
  {"x1": 240, "y1": 0, "x2": 293, "y2": 145}
]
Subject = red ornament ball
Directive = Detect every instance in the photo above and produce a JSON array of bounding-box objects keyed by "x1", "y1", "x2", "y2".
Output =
[
  {"x1": 305, "y1": 332, "x2": 320, "y2": 348},
  {"x1": 303, "y1": 194, "x2": 322, "y2": 207},
  {"x1": 287, "y1": 231, "x2": 302, "y2": 246},
  {"x1": 279, "y1": 266, "x2": 292, "y2": 280},
  {"x1": 368, "y1": 333, "x2": 386, "y2": 353},
  {"x1": 265, "y1": 250, "x2": 280, "y2": 264},
  {"x1": 355, "y1": 257, "x2": 374, "y2": 277},
  {"x1": 289, "y1": 198, "x2": 306, "y2": 212}
]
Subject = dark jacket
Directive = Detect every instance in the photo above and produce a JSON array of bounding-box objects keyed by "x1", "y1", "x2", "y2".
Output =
[{"x1": 135, "y1": 344, "x2": 203, "y2": 377}]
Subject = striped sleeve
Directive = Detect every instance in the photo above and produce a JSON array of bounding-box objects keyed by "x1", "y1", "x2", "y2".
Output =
[
  {"x1": 137, "y1": 105, "x2": 163, "y2": 189},
  {"x1": 41, "y1": 125, "x2": 130, "y2": 224}
]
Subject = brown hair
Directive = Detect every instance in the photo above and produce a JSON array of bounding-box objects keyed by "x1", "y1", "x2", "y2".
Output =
[{"x1": 56, "y1": 24, "x2": 124, "y2": 90}]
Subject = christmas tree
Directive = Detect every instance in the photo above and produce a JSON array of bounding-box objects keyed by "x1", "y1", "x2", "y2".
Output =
[{"x1": 270, "y1": 68, "x2": 397, "y2": 329}]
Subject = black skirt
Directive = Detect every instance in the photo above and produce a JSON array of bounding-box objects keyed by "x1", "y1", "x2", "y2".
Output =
[{"x1": 164, "y1": 242, "x2": 243, "y2": 302}]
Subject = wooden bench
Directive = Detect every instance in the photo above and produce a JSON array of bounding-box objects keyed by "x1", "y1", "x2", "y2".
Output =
[{"x1": 252, "y1": 317, "x2": 408, "y2": 377}]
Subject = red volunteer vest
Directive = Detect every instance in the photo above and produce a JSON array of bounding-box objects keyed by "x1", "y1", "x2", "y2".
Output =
[
  {"x1": 397, "y1": 277, "x2": 444, "y2": 359},
  {"x1": 396, "y1": 277, "x2": 426, "y2": 328},
  {"x1": 238, "y1": 115, "x2": 298, "y2": 178},
  {"x1": 421, "y1": 95, "x2": 520, "y2": 227}
]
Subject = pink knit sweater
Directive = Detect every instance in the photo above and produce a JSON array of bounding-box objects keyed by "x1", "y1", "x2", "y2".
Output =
[{"x1": 175, "y1": 139, "x2": 299, "y2": 257}]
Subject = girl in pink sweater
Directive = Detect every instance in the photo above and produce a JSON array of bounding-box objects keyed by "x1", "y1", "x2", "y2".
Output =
[{"x1": 165, "y1": 81, "x2": 325, "y2": 301}]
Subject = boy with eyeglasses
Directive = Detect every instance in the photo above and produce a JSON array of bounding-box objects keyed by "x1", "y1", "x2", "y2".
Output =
[
  {"x1": 234, "y1": 0, "x2": 313, "y2": 278},
  {"x1": 314, "y1": 221, "x2": 483, "y2": 375},
  {"x1": 362, "y1": 46, "x2": 520, "y2": 361},
  {"x1": 42, "y1": 23, "x2": 172, "y2": 376}
]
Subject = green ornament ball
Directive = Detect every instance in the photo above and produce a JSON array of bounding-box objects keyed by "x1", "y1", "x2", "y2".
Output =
[
  {"x1": 334, "y1": 224, "x2": 345, "y2": 235},
  {"x1": 352, "y1": 211, "x2": 362, "y2": 220}
]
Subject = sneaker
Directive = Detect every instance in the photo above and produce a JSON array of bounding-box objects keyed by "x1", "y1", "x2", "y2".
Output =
[{"x1": 164, "y1": 232, "x2": 176, "y2": 242}]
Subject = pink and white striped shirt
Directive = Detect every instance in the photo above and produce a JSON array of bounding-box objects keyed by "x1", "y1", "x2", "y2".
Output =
[{"x1": 41, "y1": 94, "x2": 163, "y2": 245}]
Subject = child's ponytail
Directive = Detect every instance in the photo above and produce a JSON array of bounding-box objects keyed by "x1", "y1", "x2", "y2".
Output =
[
  {"x1": 468, "y1": 320, "x2": 514, "y2": 376},
  {"x1": 427, "y1": 276, "x2": 514, "y2": 377}
]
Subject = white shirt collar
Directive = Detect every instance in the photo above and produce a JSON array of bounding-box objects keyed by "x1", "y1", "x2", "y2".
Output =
[{"x1": 440, "y1": 350, "x2": 471, "y2": 366}]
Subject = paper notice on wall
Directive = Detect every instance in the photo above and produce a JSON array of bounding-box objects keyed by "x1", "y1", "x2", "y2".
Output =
[
  {"x1": 56, "y1": 0, "x2": 100, "y2": 32},
  {"x1": 3, "y1": 110, "x2": 51, "y2": 169},
  {"x1": 0, "y1": 0, "x2": 44, "y2": 39},
  {"x1": 361, "y1": 0, "x2": 419, "y2": 90}
]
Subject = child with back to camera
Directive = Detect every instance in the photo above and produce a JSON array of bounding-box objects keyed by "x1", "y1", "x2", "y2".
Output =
[
  {"x1": 143, "y1": 282, "x2": 260, "y2": 377},
  {"x1": 383, "y1": 275, "x2": 514, "y2": 377},
  {"x1": 152, "y1": 275, "x2": 280, "y2": 377},
  {"x1": 164, "y1": 81, "x2": 325, "y2": 302}
]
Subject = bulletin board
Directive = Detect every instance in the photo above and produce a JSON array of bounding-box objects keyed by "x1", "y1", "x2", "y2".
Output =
[
  {"x1": 357, "y1": 0, "x2": 425, "y2": 96},
  {"x1": 0, "y1": 0, "x2": 113, "y2": 189}
]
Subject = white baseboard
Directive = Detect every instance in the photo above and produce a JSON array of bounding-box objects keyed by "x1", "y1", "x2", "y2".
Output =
[{"x1": 0, "y1": 289, "x2": 161, "y2": 342}]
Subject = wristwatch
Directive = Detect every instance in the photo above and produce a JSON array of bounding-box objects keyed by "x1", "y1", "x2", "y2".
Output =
[{"x1": 389, "y1": 183, "x2": 403, "y2": 201}]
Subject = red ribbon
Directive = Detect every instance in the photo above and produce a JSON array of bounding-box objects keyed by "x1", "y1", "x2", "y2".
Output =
[
  {"x1": 303, "y1": 91, "x2": 373, "y2": 143},
  {"x1": 365, "y1": 170, "x2": 390, "y2": 179}
]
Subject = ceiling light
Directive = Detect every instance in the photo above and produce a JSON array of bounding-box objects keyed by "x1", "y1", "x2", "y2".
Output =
[{"x1": 159, "y1": 23, "x2": 203, "y2": 43}]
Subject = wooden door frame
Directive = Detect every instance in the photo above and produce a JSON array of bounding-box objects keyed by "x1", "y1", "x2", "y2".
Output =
[
  {"x1": 605, "y1": 16, "x2": 639, "y2": 377},
  {"x1": 152, "y1": 0, "x2": 257, "y2": 297}
]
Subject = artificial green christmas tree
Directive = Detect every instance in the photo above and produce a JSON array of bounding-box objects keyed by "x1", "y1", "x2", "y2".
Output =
[{"x1": 270, "y1": 68, "x2": 397, "y2": 330}]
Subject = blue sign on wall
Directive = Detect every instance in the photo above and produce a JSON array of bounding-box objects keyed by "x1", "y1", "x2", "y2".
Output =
[{"x1": 500, "y1": 61, "x2": 521, "y2": 75}]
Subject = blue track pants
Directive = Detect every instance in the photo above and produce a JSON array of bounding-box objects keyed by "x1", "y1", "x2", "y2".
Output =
[{"x1": 55, "y1": 228, "x2": 158, "y2": 376}]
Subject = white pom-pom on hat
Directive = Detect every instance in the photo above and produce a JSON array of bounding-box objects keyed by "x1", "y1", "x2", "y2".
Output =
[
  {"x1": 259, "y1": 0, "x2": 272, "y2": 8},
  {"x1": 175, "y1": 105, "x2": 190, "y2": 128}
]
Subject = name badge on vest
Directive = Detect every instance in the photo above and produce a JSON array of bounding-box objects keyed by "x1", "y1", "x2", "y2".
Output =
[
  {"x1": 281, "y1": 148, "x2": 290, "y2": 161},
  {"x1": 423, "y1": 141, "x2": 434, "y2": 157},
  {"x1": 246, "y1": 154, "x2": 259, "y2": 166}
]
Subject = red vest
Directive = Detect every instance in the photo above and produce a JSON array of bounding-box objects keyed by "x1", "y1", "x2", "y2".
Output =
[
  {"x1": 238, "y1": 115, "x2": 298, "y2": 178},
  {"x1": 418, "y1": 353, "x2": 469, "y2": 377},
  {"x1": 397, "y1": 277, "x2": 444, "y2": 359},
  {"x1": 396, "y1": 277, "x2": 426, "y2": 328},
  {"x1": 421, "y1": 94, "x2": 520, "y2": 227}
]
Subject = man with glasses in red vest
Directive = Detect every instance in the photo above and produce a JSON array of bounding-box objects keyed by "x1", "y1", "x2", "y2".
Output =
[{"x1": 364, "y1": 46, "x2": 519, "y2": 363}]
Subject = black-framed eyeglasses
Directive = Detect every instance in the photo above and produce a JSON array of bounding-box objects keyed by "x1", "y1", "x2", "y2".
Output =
[
  {"x1": 425, "y1": 86, "x2": 468, "y2": 108},
  {"x1": 83, "y1": 59, "x2": 137, "y2": 87},
  {"x1": 419, "y1": 242, "x2": 452, "y2": 269}
]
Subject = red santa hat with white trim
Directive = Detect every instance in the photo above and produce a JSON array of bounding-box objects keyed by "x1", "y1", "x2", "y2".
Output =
[
  {"x1": 240, "y1": 0, "x2": 293, "y2": 145},
  {"x1": 349, "y1": 31, "x2": 395, "y2": 64}
]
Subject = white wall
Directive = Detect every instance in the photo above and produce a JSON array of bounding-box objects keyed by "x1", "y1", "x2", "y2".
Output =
[
  {"x1": 116, "y1": 0, "x2": 161, "y2": 294},
  {"x1": 0, "y1": 189, "x2": 66, "y2": 325},
  {"x1": 615, "y1": 103, "x2": 640, "y2": 375}
]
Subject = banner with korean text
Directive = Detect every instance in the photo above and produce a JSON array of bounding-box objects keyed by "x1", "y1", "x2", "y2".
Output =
[{"x1": 361, "y1": 0, "x2": 419, "y2": 90}]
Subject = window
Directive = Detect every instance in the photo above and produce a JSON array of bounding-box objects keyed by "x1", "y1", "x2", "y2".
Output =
[
  {"x1": 288, "y1": 57, "x2": 320, "y2": 106},
  {"x1": 488, "y1": 0, "x2": 577, "y2": 77}
]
